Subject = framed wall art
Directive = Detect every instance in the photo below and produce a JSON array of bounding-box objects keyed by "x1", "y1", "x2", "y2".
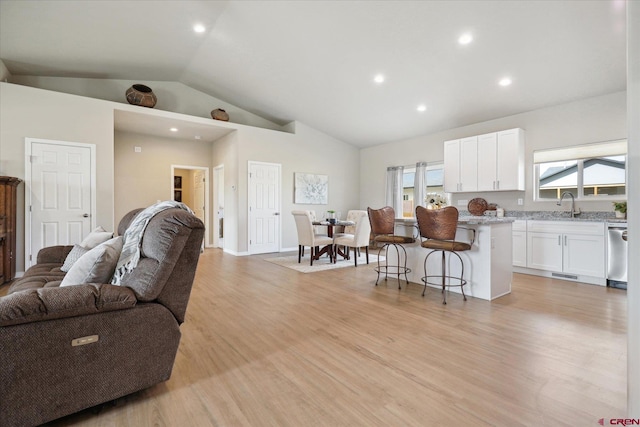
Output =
[{"x1": 294, "y1": 173, "x2": 328, "y2": 204}]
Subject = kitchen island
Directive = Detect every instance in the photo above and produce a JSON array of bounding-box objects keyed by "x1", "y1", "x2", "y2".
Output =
[{"x1": 392, "y1": 216, "x2": 514, "y2": 301}]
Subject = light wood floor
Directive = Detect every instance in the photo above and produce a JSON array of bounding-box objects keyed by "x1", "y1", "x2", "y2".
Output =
[{"x1": 36, "y1": 248, "x2": 627, "y2": 426}]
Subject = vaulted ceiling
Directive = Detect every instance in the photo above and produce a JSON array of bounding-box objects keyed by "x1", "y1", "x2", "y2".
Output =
[{"x1": 0, "y1": 0, "x2": 627, "y2": 147}]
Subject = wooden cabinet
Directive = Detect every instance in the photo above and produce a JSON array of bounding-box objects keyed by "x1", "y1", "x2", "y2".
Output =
[
  {"x1": 512, "y1": 220, "x2": 527, "y2": 267},
  {"x1": 443, "y1": 136, "x2": 478, "y2": 192},
  {"x1": 477, "y1": 129, "x2": 525, "y2": 191},
  {"x1": 526, "y1": 220, "x2": 605, "y2": 279},
  {"x1": 1, "y1": 176, "x2": 22, "y2": 285}
]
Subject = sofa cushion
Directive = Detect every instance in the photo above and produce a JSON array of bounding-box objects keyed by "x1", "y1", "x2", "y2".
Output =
[
  {"x1": 0, "y1": 283, "x2": 137, "y2": 327},
  {"x1": 60, "y1": 237, "x2": 123, "y2": 287}
]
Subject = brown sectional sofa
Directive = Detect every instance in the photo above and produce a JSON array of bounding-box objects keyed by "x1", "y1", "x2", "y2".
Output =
[{"x1": 0, "y1": 207, "x2": 204, "y2": 427}]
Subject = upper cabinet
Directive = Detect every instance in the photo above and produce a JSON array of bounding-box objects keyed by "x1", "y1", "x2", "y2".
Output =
[
  {"x1": 443, "y1": 136, "x2": 478, "y2": 193},
  {"x1": 445, "y1": 128, "x2": 525, "y2": 193}
]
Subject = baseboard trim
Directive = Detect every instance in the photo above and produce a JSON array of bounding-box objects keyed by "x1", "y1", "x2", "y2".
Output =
[{"x1": 513, "y1": 266, "x2": 606, "y2": 286}]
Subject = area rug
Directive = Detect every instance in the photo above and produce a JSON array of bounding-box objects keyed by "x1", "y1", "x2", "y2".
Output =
[{"x1": 265, "y1": 253, "x2": 384, "y2": 273}]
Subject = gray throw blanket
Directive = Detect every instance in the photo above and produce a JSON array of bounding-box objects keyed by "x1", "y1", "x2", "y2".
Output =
[{"x1": 111, "y1": 201, "x2": 194, "y2": 285}]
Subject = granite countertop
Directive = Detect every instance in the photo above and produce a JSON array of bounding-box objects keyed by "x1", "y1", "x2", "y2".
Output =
[
  {"x1": 458, "y1": 216, "x2": 515, "y2": 224},
  {"x1": 395, "y1": 210, "x2": 627, "y2": 225},
  {"x1": 395, "y1": 216, "x2": 514, "y2": 225}
]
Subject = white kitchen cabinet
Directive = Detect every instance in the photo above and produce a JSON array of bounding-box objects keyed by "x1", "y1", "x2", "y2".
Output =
[
  {"x1": 527, "y1": 231, "x2": 563, "y2": 271},
  {"x1": 477, "y1": 128, "x2": 525, "y2": 191},
  {"x1": 526, "y1": 221, "x2": 605, "y2": 279},
  {"x1": 443, "y1": 136, "x2": 477, "y2": 193},
  {"x1": 563, "y1": 232, "x2": 605, "y2": 277},
  {"x1": 512, "y1": 220, "x2": 527, "y2": 267}
]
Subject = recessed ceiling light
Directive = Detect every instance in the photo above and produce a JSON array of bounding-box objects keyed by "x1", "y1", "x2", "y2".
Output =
[
  {"x1": 193, "y1": 24, "x2": 206, "y2": 33},
  {"x1": 417, "y1": 104, "x2": 427, "y2": 112},
  {"x1": 194, "y1": 135, "x2": 201, "y2": 140},
  {"x1": 170, "y1": 127, "x2": 179, "y2": 132},
  {"x1": 373, "y1": 74, "x2": 385, "y2": 84},
  {"x1": 458, "y1": 33, "x2": 473, "y2": 45},
  {"x1": 499, "y1": 77, "x2": 512, "y2": 87}
]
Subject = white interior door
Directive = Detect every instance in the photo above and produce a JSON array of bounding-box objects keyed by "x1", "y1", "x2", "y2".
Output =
[
  {"x1": 26, "y1": 138, "x2": 95, "y2": 267},
  {"x1": 193, "y1": 169, "x2": 206, "y2": 223},
  {"x1": 249, "y1": 161, "x2": 280, "y2": 254}
]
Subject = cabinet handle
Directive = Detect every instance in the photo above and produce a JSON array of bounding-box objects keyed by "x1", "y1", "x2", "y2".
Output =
[
  {"x1": 496, "y1": 180, "x2": 500, "y2": 189},
  {"x1": 564, "y1": 235, "x2": 567, "y2": 246},
  {"x1": 558, "y1": 235, "x2": 561, "y2": 245}
]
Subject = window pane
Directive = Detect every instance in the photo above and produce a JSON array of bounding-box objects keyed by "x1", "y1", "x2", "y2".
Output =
[
  {"x1": 538, "y1": 160, "x2": 578, "y2": 199},
  {"x1": 402, "y1": 164, "x2": 445, "y2": 217},
  {"x1": 536, "y1": 151, "x2": 626, "y2": 200},
  {"x1": 583, "y1": 156, "x2": 626, "y2": 196},
  {"x1": 402, "y1": 169, "x2": 415, "y2": 218}
]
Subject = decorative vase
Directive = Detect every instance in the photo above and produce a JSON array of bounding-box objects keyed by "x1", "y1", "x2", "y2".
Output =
[
  {"x1": 210, "y1": 108, "x2": 230, "y2": 121},
  {"x1": 125, "y1": 84, "x2": 157, "y2": 108},
  {"x1": 615, "y1": 211, "x2": 626, "y2": 219}
]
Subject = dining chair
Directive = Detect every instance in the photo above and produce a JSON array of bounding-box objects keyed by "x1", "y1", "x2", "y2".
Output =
[
  {"x1": 415, "y1": 205, "x2": 475, "y2": 304},
  {"x1": 367, "y1": 206, "x2": 415, "y2": 288},
  {"x1": 291, "y1": 210, "x2": 334, "y2": 265},
  {"x1": 333, "y1": 210, "x2": 371, "y2": 266}
]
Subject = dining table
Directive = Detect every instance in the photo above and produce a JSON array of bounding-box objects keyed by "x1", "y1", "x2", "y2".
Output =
[{"x1": 312, "y1": 219, "x2": 356, "y2": 262}]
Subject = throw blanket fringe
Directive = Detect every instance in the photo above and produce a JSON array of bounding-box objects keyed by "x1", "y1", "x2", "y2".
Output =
[{"x1": 111, "y1": 201, "x2": 193, "y2": 285}]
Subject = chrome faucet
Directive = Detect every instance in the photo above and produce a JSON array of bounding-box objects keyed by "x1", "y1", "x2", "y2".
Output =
[{"x1": 557, "y1": 191, "x2": 580, "y2": 217}]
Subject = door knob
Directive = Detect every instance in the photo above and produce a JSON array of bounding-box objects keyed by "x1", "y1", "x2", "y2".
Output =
[
  {"x1": 274, "y1": 212, "x2": 280, "y2": 215},
  {"x1": 83, "y1": 213, "x2": 90, "y2": 218}
]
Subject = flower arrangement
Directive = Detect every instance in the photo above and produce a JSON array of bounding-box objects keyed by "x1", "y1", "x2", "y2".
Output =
[{"x1": 425, "y1": 192, "x2": 447, "y2": 209}]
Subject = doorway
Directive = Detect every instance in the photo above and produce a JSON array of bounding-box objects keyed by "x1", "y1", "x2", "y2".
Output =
[
  {"x1": 25, "y1": 138, "x2": 96, "y2": 268},
  {"x1": 248, "y1": 161, "x2": 281, "y2": 254},
  {"x1": 171, "y1": 165, "x2": 210, "y2": 247},
  {"x1": 213, "y1": 165, "x2": 224, "y2": 249}
]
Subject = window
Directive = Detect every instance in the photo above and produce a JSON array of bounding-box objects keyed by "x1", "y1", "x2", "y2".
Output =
[
  {"x1": 534, "y1": 140, "x2": 627, "y2": 200},
  {"x1": 401, "y1": 162, "x2": 445, "y2": 217}
]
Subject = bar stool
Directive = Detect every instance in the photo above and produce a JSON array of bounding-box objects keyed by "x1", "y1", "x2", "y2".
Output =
[
  {"x1": 367, "y1": 206, "x2": 415, "y2": 288},
  {"x1": 415, "y1": 205, "x2": 475, "y2": 304}
]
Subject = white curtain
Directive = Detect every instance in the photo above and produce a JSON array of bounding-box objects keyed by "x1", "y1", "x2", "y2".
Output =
[
  {"x1": 414, "y1": 162, "x2": 427, "y2": 214},
  {"x1": 385, "y1": 166, "x2": 404, "y2": 218}
]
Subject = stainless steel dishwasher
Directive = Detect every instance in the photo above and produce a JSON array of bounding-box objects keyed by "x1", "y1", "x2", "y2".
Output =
[{"x1": 607, "y1": 222, "x2": 627, "y2": 289}]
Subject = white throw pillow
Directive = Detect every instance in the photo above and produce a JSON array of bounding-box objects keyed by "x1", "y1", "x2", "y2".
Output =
[
  {"x1": 59, "y1": 226, "x2": 114, "y2": 272},
  {"x1": 80, "y1": 226, "x2": 114, "y2": 249},
  {"x1": 60, "y1": 245, "x2": 89, "y2": 272},
  {"x1": 60, "y1": 237, "x2": 123, "y2": 287}
]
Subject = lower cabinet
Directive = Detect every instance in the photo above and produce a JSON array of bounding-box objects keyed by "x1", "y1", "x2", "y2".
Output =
[
  {"x1": 526, "y1": 220, "x2": 605, "y2": 279},
  {"x1": 512, "y1": 220, "x2": 527, "y2": 267}
]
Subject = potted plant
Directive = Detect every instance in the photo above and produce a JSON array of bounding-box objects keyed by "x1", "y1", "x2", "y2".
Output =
[{"x1": 613, "y1": 201, "x2": 627, "y2": 219}]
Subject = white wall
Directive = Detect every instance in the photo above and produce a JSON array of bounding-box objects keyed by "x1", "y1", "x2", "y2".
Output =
[
  {"x1": 234, "y1": 122, "x2": 360, "y2": 254},
  {"x1": 114, "y1": 131, "x2": 213, "y2": 240},
  {"x1": 211, "y1": 131, "x2": 239, "y2": 254},
  {"x1": 10, "y1": 76, "x2": 286, "y2": 132},
  {"x1": 360, "y1": 91, "x2": 627, "y2": 213},
  {"x1": 1, "y1": 81, "x2": 360, "y2": 268},
  {"x1": 0, "y1": 60, "x2": 11, "y2": 82},
  {"x1": 0, "y1": 82, "x2": 116, "y2": 274},
  {"x1": 627, "y1": 0, "x2": 639, "y2": 418}
]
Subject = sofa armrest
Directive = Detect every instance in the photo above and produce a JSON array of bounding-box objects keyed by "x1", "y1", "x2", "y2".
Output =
[
  {"x1": 0, "y1": 284, "x2": 137, "y2": 327},
  {"x1": 36, "y1": 245, "x2": 74, "y2": 264}
]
